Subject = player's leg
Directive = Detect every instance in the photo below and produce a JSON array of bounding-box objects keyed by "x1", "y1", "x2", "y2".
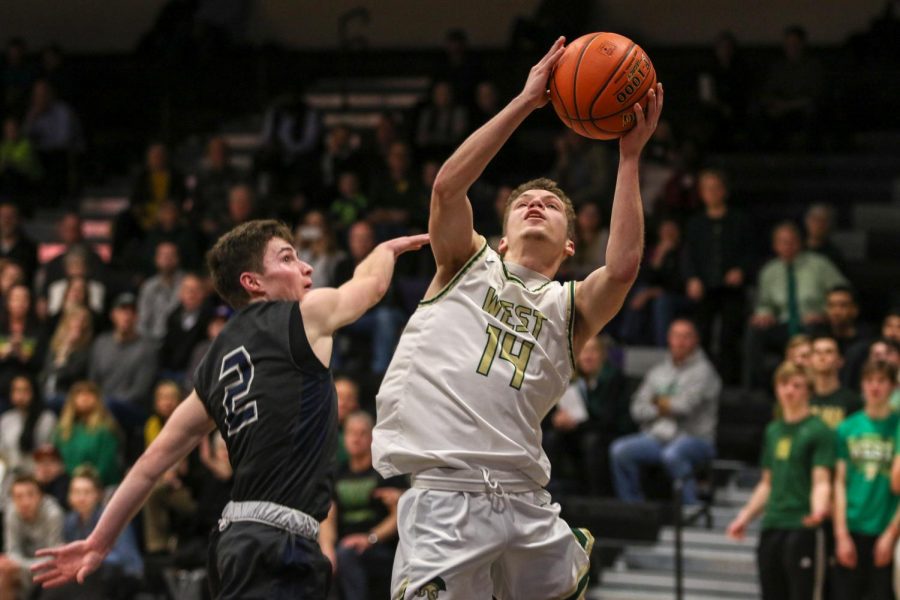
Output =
[
  {"x1": 392, "y1": 488, "x2": 500, "y2": 600},
  {"x1": 207, "y1": 528, "x2": 223, "y2": 599},
  {"x1": 492, "y1": 490, "x2": 592, "y2": 600},
  {"x1": 609, "y1": 432, "x2": 663, "y2": 501},
  {"x1": 214, "y1": 522, "x2": 330, "y2": 599}
]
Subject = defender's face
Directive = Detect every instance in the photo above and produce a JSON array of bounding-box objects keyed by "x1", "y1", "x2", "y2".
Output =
[
  {"x1": 501, "y1": 190, "x2": 572, "y2": 256},
  {"x1": 258, "y1": 237, "x2": 314, "y2": 301}
]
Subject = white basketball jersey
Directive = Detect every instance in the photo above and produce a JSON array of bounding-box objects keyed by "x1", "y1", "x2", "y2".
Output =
[{"x1": 373, "y1": 239, "x2": 575, "y2": 486}]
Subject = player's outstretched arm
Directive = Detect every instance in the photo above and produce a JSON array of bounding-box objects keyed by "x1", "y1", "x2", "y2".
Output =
[
  {"x1": 429, "y1": 37, "x2": 566, "y2": 277},
  {"x1": 302, "y1": 233, "x2": 429, "y2": 345},
  {"x1": 31, "y1": 392, "x2": 214, "y2": 588},
  {"x1": 573, "y1": 83, "x2": 663, "y2": 352}
]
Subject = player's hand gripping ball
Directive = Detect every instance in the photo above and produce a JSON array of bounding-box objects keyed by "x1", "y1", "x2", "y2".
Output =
[{"x1": 550, "y1": 32, "x2": 657, "y2": 140}]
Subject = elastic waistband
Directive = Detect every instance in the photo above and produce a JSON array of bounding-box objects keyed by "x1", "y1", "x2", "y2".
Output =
[
  {"x1": 219, "y1": 501, "x2": 319, "y2": 540},
  {"x1": 411, "y1": 467, "x2": 542, "y2": 494}
]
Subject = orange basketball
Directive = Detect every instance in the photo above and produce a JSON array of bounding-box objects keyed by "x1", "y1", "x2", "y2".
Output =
[{"x1": 549, "y1": 32, "x2": 657, "y2": 140}]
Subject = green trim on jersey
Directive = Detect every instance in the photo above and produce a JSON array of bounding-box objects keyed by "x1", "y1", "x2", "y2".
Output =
[
  {"x1": 419, "y1": 238, "x2": 488, "y2": 306},
  {"x1": 566, "y1": 280, "x2": 577, "y2": 372},
  {"x1": 562, "y1": 527, "x2": 594, "y2": 600},
  {"x1": 500, "y1": 259, "x2": 556, "y2": 293}
]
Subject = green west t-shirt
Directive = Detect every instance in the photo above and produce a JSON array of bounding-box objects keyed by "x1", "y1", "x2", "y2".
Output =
[
  {"x1": 761, "y1": 415, "x2": 836, "y2": 530},
  {"x1": 837, "y1": 411, "x2": 899, "y2": 535},
  {"x1": 811, "y1": 387, "x2": 863, "y2": 430}
]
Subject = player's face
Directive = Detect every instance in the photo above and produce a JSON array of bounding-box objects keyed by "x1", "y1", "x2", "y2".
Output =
[
  {"x1": 862, "y1": 373, "x2": 894, "y2": 407},
  {"x1": 502, "y1": 190, "x2": 573, "y2": 259},
  {"x1": 258, "y1": 237, "x2": 314, "y2": 302},
  {"x1": 810, "y1": 339, "x2": 841, "y2": 374}
]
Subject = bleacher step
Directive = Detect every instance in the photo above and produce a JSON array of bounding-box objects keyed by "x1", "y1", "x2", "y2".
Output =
[
  {"x1": 659, "y1": 527, "x2": 757, "y2": 549},
  {"x1": 601, "y1": 570, "x2": 760, "y2": 596},
  {"x1": 623, "y1": 544, "x2": 757, "y2": 577}
]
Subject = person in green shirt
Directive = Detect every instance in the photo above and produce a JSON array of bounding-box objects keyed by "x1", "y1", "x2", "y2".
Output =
[
  {"x1": 727, "y1": 361, "x2": 834, "y2": 600},
  {"x1": 809, "y1": 335, "x2": 863, "y2": 430},
  {"x1": 833, "y1": 359, "x2": 900, "y2": 600},
  {"x1": 0, "y1": 116, "x2": 42, "y2": 192},
  {"x1": 52, "y1": 381, "x2": 122, "y2": 487}
]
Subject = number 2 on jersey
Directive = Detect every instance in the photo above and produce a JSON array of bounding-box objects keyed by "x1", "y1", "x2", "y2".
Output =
[
  {"x1": 220, "y1": 346, "x2": 258, "y2": 436},
  {"x1": 476, "y1": 325, "x2": 535, "y2": 389}
]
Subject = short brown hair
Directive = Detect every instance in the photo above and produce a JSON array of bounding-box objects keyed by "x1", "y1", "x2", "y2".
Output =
[
  {"x1": 11, "y1": 472, "x2": 40, "y2": 491},
  {"x1": 71, "y1": 465, "x2": 103, "y2": 492},
  {"x1": 773, "y1": 361, "x2": 812, "y2": 390},
  {"x1": 206, "y1": 219, "x2": 293, "y2": 309},
  {"x1": 503, "y1": 178, "x2": 576, "y2": 239},
  {"x1": 861, "y1": 359, "x2": 898, "y2": 383},
  {"x1": 698, "y1": 167, "x2": 730, "y2": 190}
]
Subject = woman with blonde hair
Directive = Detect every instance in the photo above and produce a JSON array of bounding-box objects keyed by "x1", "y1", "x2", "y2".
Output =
[
  {"x1": 39, "y1": 305, "x2": 94, "y2": 410},
  {"x1": 53, "y1": 381, "x2": 121, "y2": 486}
]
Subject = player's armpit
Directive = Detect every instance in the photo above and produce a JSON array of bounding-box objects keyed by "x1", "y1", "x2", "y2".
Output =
[{"x1": 572, "y1": 268, "x2": 633, "y2": 352}]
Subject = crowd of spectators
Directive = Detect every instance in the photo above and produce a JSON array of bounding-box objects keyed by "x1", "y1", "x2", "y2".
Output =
[{"x1": 0, "y1": 17, "x2": 899, "y2": 599}]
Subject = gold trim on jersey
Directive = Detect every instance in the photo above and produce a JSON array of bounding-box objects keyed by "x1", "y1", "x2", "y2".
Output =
[{"x1": 419, "y1": 238, "x2": 489, "y2": 306}]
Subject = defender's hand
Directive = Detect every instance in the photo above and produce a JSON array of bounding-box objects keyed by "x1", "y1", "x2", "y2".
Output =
[
  {"x1": 381, "y1": 233, "x2": 430, "y2": 258},
  {"x1": 520, "y1": 37, "x2": 566, "y2": 110},
  {"x1": 32, "y1": 539, "x2": 107, "y2": 588}
]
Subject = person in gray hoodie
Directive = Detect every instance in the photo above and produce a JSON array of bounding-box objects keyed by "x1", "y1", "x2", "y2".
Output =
[{"x1": 610, "y1": 318, "x2": 722, "y2": 504}]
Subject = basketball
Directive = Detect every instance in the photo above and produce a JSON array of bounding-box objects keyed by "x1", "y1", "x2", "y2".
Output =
[{"x1": 550, "y1": 32, "x2": 657, "y2": 140}]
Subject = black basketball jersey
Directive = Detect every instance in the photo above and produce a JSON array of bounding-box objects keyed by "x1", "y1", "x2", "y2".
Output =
[{"x1": 194, "y1": 301, "x2": 337, "y2": 520}]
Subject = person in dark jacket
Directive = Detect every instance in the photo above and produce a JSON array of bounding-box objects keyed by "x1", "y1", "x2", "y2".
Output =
[{"x1": 683, "y1": 169, "x2": 753, "y2": 384}]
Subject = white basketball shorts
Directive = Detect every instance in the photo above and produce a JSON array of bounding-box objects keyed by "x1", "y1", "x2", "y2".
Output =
[{"x1": 391, "y1": 469, "x2": 593, "y2": 600}]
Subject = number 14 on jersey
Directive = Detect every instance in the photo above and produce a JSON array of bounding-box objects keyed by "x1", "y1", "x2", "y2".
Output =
[{"x1": 476, "y1": 325, "x2": 535, "y2": 390}]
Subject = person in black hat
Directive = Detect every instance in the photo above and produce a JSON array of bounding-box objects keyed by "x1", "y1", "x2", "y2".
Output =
[{"x1": 87, "y1": 292, "x2": 157, "y2": 433}]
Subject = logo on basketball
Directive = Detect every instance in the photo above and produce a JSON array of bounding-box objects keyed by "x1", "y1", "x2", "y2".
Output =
[
  {"x1": 599, "y1": 41, "x2": 616, "y2": 56},
  {"x1": 615, "y1": 55, "x2": 651, "y2": 105}
]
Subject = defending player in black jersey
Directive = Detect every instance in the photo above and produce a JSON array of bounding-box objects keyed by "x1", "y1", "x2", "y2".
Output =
[{"x1": 31, "y1": 220, "x2": 428, "y2": 598}]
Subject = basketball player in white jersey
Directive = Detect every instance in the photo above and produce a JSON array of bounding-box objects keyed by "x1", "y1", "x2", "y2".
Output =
[{"x1": 373, "y1": 36, "x2": 663, "y2": 599}]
